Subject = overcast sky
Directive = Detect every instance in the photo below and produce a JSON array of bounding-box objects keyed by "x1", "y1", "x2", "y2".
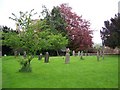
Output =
[{"x1": 0, "y1": 0, "x2": 119, "y2": 44}]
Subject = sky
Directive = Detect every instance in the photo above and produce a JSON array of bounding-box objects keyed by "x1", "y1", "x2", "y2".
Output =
[{"x1": 0, "y1": 0, "x2": 119, "y2": 44}]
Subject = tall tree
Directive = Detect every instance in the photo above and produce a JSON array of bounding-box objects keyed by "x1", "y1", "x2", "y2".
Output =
[
  {"x1": 59, "y1": 3, "x2": 93, "y2": 51},
  {"x1": 7, "y1": 10, "x2": 43, "y2": 72},
  {"x1": 48, "y1": 33, "x2": 68, "y2": 55},
  {"x1": 41, "y1": 6, "x2": 67, "y2": 36},
  {"x1": 100, "y1": 13, "x2": 120, "y2": 49},
  {"x1": 4, "y1": 9, "x2": 68, "y2": 71}
]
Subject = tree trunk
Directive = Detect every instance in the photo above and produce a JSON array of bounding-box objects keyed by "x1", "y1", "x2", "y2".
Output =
[{"x1": 56, "y1": 50, "x2": 59, "y2": 56}]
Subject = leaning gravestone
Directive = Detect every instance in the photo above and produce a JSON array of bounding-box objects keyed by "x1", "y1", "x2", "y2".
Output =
[
  {"x1": 72, "y1": 50, "x2": 75, "y2": 56},
  {"x1": 65, "y1": 48, "x2": 70, "y2": 64},
  {"x1": 44, "y1": 52, "x2": 49, "y2": 63},
  {"x1": 80, "y1": 51, "x2": 83, "y2": 60},
  {"x1": 78, "y1": 51, "x2": 80, "y2": 56},
  {"x1": 23, "y1": 51, "x2": 27, "y2": 59},
  {"x1": 38, "y1": 53, "x2": 42, "y2": 60}
]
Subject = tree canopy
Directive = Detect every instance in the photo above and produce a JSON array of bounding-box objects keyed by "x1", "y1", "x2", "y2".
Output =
[
  {"x1": 3, "y1": 3, "x2": 94, "y2": 55},
  {"x1": 59, "y1": 3, "x2": 93, "y2": 51},
  {"x1": 100, "y1": 13, "x2": 120, "y2": 49}
]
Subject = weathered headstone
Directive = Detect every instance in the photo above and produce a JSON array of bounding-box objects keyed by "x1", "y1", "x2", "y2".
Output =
[
  {"x1": 85, "y1": 53, "x2": 87, "y2": 56},
  {"x1": 65, "y1": 48, "x2": 70, "y2": 64},
  {"x1": 80, "y1": 51, "x2": 83, "y2": 60},
  {"x1": 100, "y1": 50, "x2": 102, "y2": 57},
  {"x1": 72, "y1": 50, "x2": 75, "y2": 56},
  {"x1": 23, "y1": 51, "x2": 26, "y2": 59},
  {"x1": 38, "y1": 53, "x2": 42, "y2": 60},
  {"x1": 14, "y1": 51, "x2": 17, "y2": 57},
  {"x1": 102, "y1": 50, "x2": 104, "y2": 60},
  {"x1": 78, "y1": 51, "x2": 80, "y2": 56},
  {"x1": 44, "y1": 52, "x2": 49, "y2": 63},
  {"x1": 97, "y1": 50, "x2": 99, "y2": 61}
]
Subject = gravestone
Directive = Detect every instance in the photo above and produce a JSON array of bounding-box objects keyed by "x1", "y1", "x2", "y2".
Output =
[
  {"x1": 14, "y1": 51, "x2": 17, "y2": 57},
  {"x1": 80, "y1": 51, "x2": 83, "y2": 60},
  {"x1": 85, "y1": 53, "x2": 87, "y2": 56},
  {"x1": 65, "y1": 48, "x2": 70, "y2": 64},
  {"x1": 23, "y1": 51, "x2": 26, "y2": 59},
  {"x1": 97, "y1": 50, "x2": 99, "y2": 61},
  {"x1": 38, "y1": 53, "x2": 42, "y2": 60},
  {"x1": 72, "y1": 50, "x2": 75, "y2": 56},
  {"x1": 44, "y1": 52, "x2": 49, "y2": 63},
  {"x1": 102, "y1": 50, "x2": 104, "y2": 60},
  {"x1": 78, "y1": 51, "x2": 80, "y2": 56},
  {"x1": 100, "y1": 50, "x2": 102, "y2": 57}
]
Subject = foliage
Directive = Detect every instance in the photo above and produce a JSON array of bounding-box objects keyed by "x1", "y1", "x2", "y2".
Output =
[
  {"x1": 41, "y1": 6, "x2": 67, "y2": 36},
  {"x1": 3, "y1": 32, "x2": 22, "y2": 51},
  {"x1": 0, "y1": 26, "x2": 17, "y2": 33},
  {"x1": 59, "y1": 3, "x2": 93, "y2": 51},
  {"x1": 17, "y1": 56, "x2": 33, "y2": 72},
  {"x1": 48, "y1": 33, "x2": 68, "y2": 55},
  {"x1": 100, "y1": 13, "x2": 120, "y2": 49},
  {"x1": 48, "y1": 34, "x2": 68, "y2": 50}
]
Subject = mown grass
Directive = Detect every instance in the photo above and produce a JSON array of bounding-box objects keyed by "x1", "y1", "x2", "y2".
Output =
[
  {"x1": 0, "y1": 57, "x2": 2, "y2": 89},
  {"x1": 2, "y1": 55, "x2": 118, "y2": 88}
]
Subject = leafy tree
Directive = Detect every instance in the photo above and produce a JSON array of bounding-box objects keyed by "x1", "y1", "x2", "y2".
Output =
[
  {"x1": 4, "y1": 9, "x2": 68, "y2": 71},
  {"x1": 41, "y1": 4, "x2": 93, "y2": 51},
  {"x1": 59, "y1": 3, "x2": 93, "y2": 51},
  {"x1": 3, "y1": 32, "x2": 22, "y2": 52},
  {"x1": 7, "y1": 10, "x2": 41, "y2": 72},
  {"x1": 1, "y1": 26, "x2": 19, "y2": 55},
  {"x1": 41, "y1": 6, "x2": 67, "y2": 36},
  {"x1": 48, "y1": 33, "x2": 68, "y2": 55},
  {"x1": 100, "y1": 13, "x2": 120, "y2": 49}
]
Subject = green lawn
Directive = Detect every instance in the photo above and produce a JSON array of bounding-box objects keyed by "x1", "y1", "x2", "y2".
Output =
[
  {"x1": 0, "y1": 57, "x2": 2, "y2": 89},
  {"x1": 2, "y1": 55, "x2": 118, "y2": 88}
]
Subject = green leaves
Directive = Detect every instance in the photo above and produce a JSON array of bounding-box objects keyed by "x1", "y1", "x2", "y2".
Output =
[
  {"x1": 101, "y1": 13, "x2": 120, "y2": 49},
  {"x1": 3, "y1": 32, "x2": 22, "y2": 50},
  {"x1": 5, "y1": 8, "x2": 69, "y2": 55},
  {"x1": 48, "y1": 34, "x2": 68, "y2": 50}
]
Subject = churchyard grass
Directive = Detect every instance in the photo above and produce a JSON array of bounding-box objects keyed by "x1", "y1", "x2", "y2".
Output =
[{"x1": 2, "y1": 55, "x2": 118, "y2": 88}]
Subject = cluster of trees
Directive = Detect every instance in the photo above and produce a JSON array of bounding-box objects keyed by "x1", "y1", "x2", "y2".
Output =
[
  {"x1": 100, "y1": 13, "x2": 120, "y2": 49},
  {"x1": 2, "y1": 3, "x2": 93, "y2": 56},
  {"x1": 2, "y1": 10, "x2": 68, "y2": 56}
]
